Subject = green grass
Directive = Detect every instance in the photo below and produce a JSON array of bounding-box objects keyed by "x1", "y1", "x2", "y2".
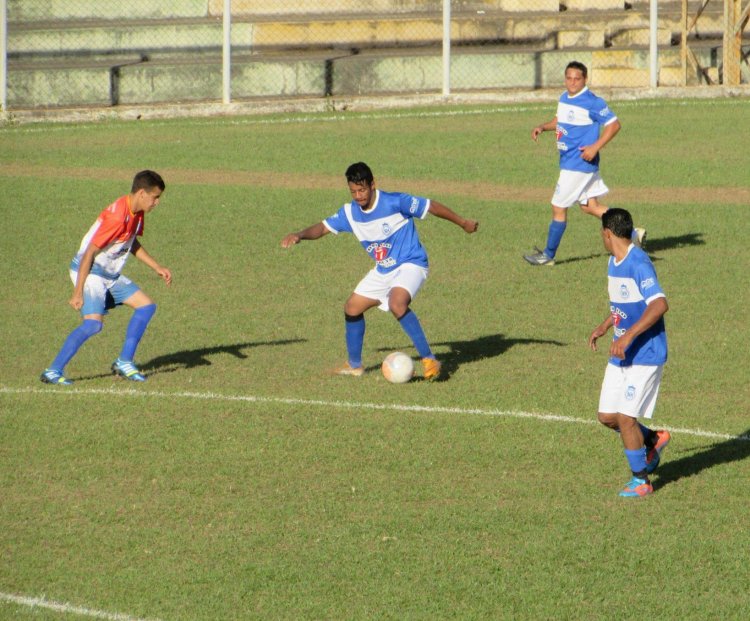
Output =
[{"x1": 1, "y1": 98, "x2": 749, "y2": 620}]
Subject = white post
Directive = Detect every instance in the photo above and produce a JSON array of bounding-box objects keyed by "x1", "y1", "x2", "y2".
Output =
[
  {"x1": 442, "y1": 0, "x2": 450, "y2": 97},
  {"x1": 222, "y1": 0, "x2": 231, "y2": 104},
  {"x1": 1, "y1": 0, "x2": 7, "y2": 112},
  {"x1": 649, "y1": 0, "x2": 658, "y2": 88}
]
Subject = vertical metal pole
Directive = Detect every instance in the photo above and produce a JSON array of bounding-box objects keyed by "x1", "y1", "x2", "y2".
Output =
[
  {"x1": 1, "y1": 0, "x2": 7, "y2": 112},
  {"x1": 681, "y1": 0, "x2": 688, "y2": 85},
  {"x1": 649, "y1": 0, "x2": 658, "y2": 88},
  {"x1": 222, "y1": 0, "x2": 231, "y2": 104},
  {"x1": 442, "y1": 0, "x2": 450, "y2": 97}
]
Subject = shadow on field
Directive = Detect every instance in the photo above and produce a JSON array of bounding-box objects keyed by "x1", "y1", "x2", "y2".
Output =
[
  {"x1": 652, "y1": 428, "x2": 750, "y2": 491},
  {"x1": 378, "y1": 333, "x2": 564, "y2": 382},
  {"x1": 73, "y1": 339, "x2": 306, "y2": 381},
  {"x1": 140, "y1": 339, "x2": 306, "y2": 375},
  {"x1": 645, "y1": 232, "x2": 705, "y2": 254},
  {"x1": 554, "y1": 232, "x2": 704, "y2": 265}
]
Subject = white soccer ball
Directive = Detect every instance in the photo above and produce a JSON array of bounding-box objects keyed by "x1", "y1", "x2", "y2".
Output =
[{"x1": 381, "y1": 352, "x2": 415, "y2": 384}]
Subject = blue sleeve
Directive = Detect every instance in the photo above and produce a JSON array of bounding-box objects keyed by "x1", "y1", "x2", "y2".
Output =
[
  {"x1": 590, "y1": 95, "x2": 617, "y2": 126},
  {"x1": 324, "y1": 205, "x2": 353, "y2": 234},
  {"x1": 398, "y1": 193, "x2": 429, "y2": 219},
  {"x1": 636, "y1": 261, "x2": 665, "y2": 302}
]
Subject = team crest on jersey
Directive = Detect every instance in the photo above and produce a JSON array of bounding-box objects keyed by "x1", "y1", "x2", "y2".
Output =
[
  {"x1": 620, "y1": 284, "x2": 629, "y2": 299},
  {"x1": 382, "y1": 222, "x2": 392, "y2": 235},
  {"x1": 567, "y1": 110, "x2": 575, "y2": 121}
]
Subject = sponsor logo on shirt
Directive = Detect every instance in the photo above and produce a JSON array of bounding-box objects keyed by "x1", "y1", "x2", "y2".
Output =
[
  {"x1": 641, "y1": 277, "x2": 655, "y2": 290},
  {"x1": 598, "y1": 106, "x2": 611, "y2": 117},
  {"x1": 367, "y1": 242, "x2": 392, "y2": 263},
  {"x1": 409, "y1": 198, "x2": 420, "y2": 214}
]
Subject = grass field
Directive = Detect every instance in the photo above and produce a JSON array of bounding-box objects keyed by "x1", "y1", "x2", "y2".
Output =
[{"x1": 1, "y1": 97, "x2": 750, "y2": 620}]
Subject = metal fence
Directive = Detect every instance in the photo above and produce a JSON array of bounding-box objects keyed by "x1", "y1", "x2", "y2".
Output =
[{"x1": 1, "y1": 0, "x2": 748, "y2": 111}]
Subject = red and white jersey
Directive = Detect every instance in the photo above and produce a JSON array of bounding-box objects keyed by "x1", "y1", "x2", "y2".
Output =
[{"x1": 70, "y1": 195, "x2": 144, "y2": 279}]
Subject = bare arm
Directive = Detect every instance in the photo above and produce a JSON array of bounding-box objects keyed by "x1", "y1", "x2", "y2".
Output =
[
  {"x1": 69, "y1": 243, "x2": 101, "y2": 310},
  {"x1": 428, "y1": 201, "x2": 478, "y2": 234},
  {"x1": 532, "y1": 117, "x2": 558, "y2": 142},
  {"x1": 609, "y1": 296, "x2": 668, "y2": 360},
  {"x1": 281, "y1": 222, "x2": 330, "y2": 248},
  {"x1": 131, "y1": 239, "x2": 172, "y2": 285},
  {"x1": 579, "y1": 119, "x2": 621, "y2": 162}
]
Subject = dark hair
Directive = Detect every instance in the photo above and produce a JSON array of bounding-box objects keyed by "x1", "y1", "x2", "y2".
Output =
[
  {"x1": 132, "y1": 170, "x2": 165, "y2": 193},
  {"x1": 602, "y1": 208, "x2": 634, "y2": 240},
  {"x1": 565, "y1": 61, "x2": 588, "y2": 79},
  {"x1": 345, "y1": 162, "x2": 374, "y2": 186}
]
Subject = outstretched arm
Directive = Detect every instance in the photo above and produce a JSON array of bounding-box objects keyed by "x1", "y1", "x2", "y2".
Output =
[
  {"x1": 281, "y1": 221, "x2": 330, "y2": 248},
  {"x1": 428, "y1": 201, "x2": 478, "y2": 234},
  {"x1": 131, "y1": 239, "x2": 172, "y2": 285}
]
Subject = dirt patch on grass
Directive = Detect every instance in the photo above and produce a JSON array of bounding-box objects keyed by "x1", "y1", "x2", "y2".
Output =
[{"x1": 1, "y1": 162, "x2": 746, "y2": 205}]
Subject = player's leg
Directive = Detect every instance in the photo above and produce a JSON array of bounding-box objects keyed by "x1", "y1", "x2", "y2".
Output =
[
  {"x1": 111, "y1": 279, "x2": 155, "y2": 381},
  {"x1": 338, "y1": 293, "x2": 379, "y2": 375},
  {"x1": 388, "y1": 266, "x2": 440, "y2": 380},
  {"x1": 41, "y1": 272, "x2": 108, "y2": 385}
]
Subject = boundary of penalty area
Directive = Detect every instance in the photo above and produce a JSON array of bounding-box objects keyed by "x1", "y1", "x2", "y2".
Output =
[{"x1": 2, "y1": 385, "x2": 748, "y2": 443}]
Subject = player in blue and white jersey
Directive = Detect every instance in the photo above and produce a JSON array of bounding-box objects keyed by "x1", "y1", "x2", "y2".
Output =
[
  {"x1": 588, "y1": 208, "x2": 671, "y2": 498},
  {"x1": 281, "y1": 162, "x2": 478, "y2": 380},
  {"x1": 524, "y1": 61, "x2": 645, "y2": 266}
]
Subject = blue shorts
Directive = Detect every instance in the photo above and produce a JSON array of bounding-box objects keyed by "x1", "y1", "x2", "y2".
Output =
[{"x1": 69, "y1": 270, "x2": 140, "y2": 316}]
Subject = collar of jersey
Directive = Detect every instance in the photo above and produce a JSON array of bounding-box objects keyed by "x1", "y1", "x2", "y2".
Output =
[{"x1": 567, "y1": 86, "x2": 589, "y2": 99}]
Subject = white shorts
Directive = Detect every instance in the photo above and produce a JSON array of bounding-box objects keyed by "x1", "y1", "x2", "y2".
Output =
[
  {"x1": 598, "y1": 363, "x2": 664, "y2": 419},
  {"x1": 354, "y1": 263, "x2": 428, "y2": 312},
  {"x1": 70, "y1": 269, "x2": 139, "y2": 316},
  {"x1": 552, "y1": 169, "x2": 609, "y2": 208}
]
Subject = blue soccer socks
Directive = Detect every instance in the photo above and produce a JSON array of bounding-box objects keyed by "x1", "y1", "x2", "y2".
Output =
[
  {"x1": 120, "y1": 304, "x2": 156, "y2": 362},
  {"x1": 49, "y1": 318, "x2": 103, "y2": 373},
  {"x1": 544, "y1": 220, "x2": 567, "y2": 259},
  {"x1": 398, "y1": 309, "x2": 433, "y2": 360},
  {"x1": 344, "y1": 313, "x2": 365, "y2": 369}
]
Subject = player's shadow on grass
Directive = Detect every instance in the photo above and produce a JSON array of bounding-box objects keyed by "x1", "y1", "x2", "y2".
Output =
[
  {"x1": 140, "y1": 339, "x2": 306, "y2": 375},
  {"x1": 555, "y1": 232, "x2": 705, "y2": 265},
  {"x1": 376, "y1": 333, "x2": 564, "y2": 381},
  {"x1": 652, "y1": 427, "x2": 750, "y2": 491},
  {"x1": 74, "y1": 339, "x2": 305, "y2": 381},
  {"x1": 645, "y1": 232, "x2": 705, "y2": 255}
]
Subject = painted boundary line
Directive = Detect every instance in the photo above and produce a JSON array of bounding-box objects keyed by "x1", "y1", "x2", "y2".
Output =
[
  {"x1": 2, "y1": 386, "x2": 748, "y2": 442},
  {"x1": 0, "y1": 592, "x2": 161, "y2": 621}
]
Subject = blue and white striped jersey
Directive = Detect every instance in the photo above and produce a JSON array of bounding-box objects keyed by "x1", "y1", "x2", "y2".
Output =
[
  {"x1": 607, "y1": 245, "x2": 668, "y2": 367},
  {"x1": 323, "y1": 189, "x2": 430, "y2": 274},
  {"x1": 556, "y1": 87, "x2": 618, "y2": 173}
]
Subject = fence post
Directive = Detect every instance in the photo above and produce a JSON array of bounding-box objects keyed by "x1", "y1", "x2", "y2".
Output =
[
  {"x1": 1, "y1": 0, "x2": 7, "y2": 112},
  {"x1": 650, "y1": 0, "x2": 658, "y2": 88},
  {"x1": 442, "y1": 0, "x2": 450, "y2": 97},
  {"x1": 222, "y1": 0, "x2": 231, "y2": 104}
]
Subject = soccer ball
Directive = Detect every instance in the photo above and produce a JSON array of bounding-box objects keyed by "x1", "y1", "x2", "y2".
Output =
[{"x1": 381, "y1": 352, "x2": 414, "y2": 384}]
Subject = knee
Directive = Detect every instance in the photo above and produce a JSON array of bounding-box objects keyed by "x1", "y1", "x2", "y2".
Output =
[
  {"x1": 81, "y1": 319, "x2": 103, "y2": 337},
  {"x1": 389, "y1": 301, "x2": 409, "y2": 318},
  {"x1": 597, "y1": 412, "x2": 618, "y2": 430}
]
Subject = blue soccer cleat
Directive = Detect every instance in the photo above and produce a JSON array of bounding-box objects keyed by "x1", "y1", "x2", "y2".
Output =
[
  {"x1": 619, "y1": 476, "x2": 653, "y2": 498},
  {"x1": 40, "y1": 369, "x2": 73, "y2": 385},
  {"x1": 111, "y1": 358, "x2": 147, "y2": 382}
]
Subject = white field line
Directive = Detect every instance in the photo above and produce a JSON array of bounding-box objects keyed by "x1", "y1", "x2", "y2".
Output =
[
  {"x1": 2, "y1": 386, "x2": 748, "y2": 442},
  {"x1": 8, "y1": 97, "x2": 749, "y2": 134},
  {"x1": 0, "y1": 592, "x2": 161, "y2": 621}
]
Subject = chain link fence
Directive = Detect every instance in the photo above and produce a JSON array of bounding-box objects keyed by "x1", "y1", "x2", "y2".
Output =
[{"x1": 2, "y1": 0, "x2": 748, "y2": 110}]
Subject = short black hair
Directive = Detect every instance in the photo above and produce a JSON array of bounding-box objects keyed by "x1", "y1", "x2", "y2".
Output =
[
  {"x1": 565, "y1": 60, "x2": 588, "y2": 79},
  {"x1": 602, "y1": 208, "x2": 634, "y2": 240},
  {"x1": 132, "y1": 170, "x2": 165, "y2": 193},
  {"x1": 345, "y1": 162, "x2": 374, "y2": 186}
]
